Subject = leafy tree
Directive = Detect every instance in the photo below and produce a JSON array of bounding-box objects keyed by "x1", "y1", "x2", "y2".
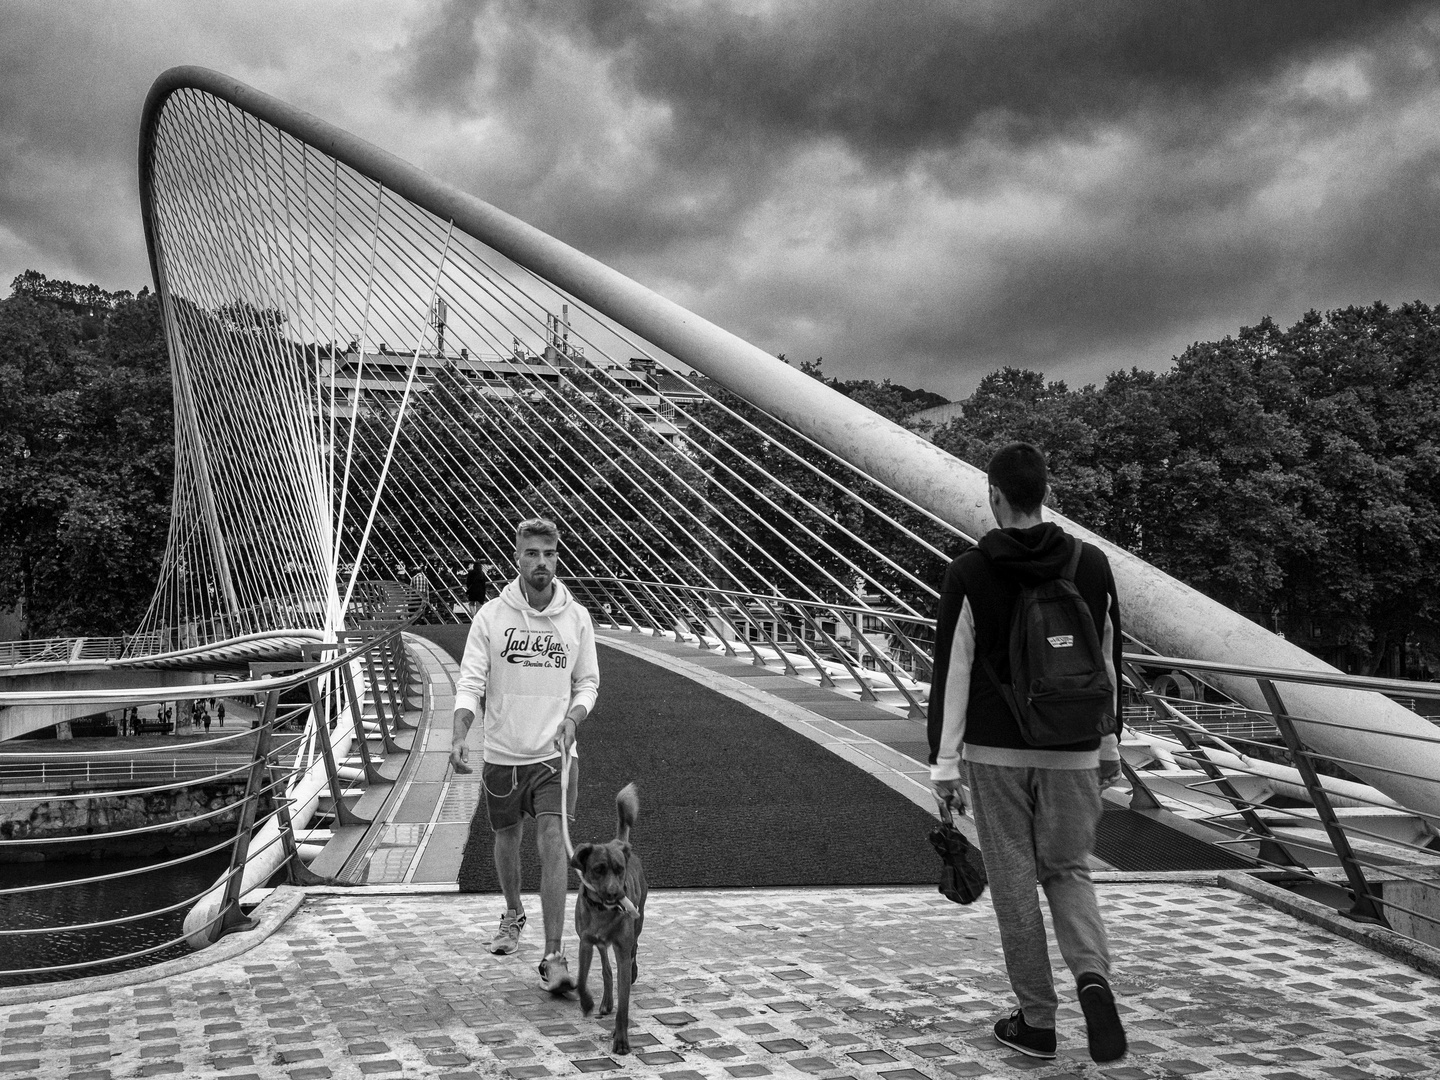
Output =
[
  {"x1": 929, "y1": 303, "x2": 1440, "y2": 676},
  {"x1": 0, "y1": 274, "x2": 172, "y2": 638}
]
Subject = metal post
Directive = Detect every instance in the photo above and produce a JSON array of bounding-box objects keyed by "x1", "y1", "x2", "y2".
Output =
[
  {"x1": 208, "y1": 689, "x2": 275, "y2": 943},
  {"x1": 1257, "y1": 679, "x2": 1389, "y2": 926},
  {"x1": 304, "y1": 643, "x2": 384, "y2": 784},
  {"x1": 339, "y1": 630, "x2": 404, "y2": 755},
  {"x1": 795, "y1": 604, "x2": 878, "y2": 701},
  {"x1": 1125, "y1": 662, "x2": 1298, "y2": 867},
  {"x1": 762, "y1": 599, "x2": 836, "y2": 688},
  {"x1": 712, "y1": 593, "x2": 772, "y2": 668},
  {"x1": 266, "y1": 732, "x2": 331, "y2": 887},
  {"x1": 379, "y1": 636, "x2": 415, "y2": 731},
  {"x1": 304, "y1": 675, "x2": 370, "y2": 828},
  {"x1": 876, "y1": 614, "x2": 934, "y2": 685},
  {"x1": 340, "y1": 660, "x2": 389, "y2": 785},
  {"x1": 739, "y1": 597, "x2": 786, "y2": 672},
  {"x1": 835, "y1": 608, "x2": 926, "y2": 720},
  {"x1": 362, "y1": 647, "x2": 405, "y2": 753}
]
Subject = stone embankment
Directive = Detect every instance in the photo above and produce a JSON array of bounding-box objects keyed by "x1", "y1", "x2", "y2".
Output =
[{"x1": 0, "y1": 781, "x2": 250, "y2": 860}]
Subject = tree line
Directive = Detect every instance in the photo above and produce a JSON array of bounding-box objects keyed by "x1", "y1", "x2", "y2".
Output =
[
  {"x1": 921, "y1": 302, "x2": 1440, "y2": 678},
  {"x1": 3, "y1": 270, "x2": 1437, "y2": 677}
]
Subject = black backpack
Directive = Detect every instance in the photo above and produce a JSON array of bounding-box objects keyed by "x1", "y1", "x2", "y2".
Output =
[{"x1": 981, "y1": 537, "x2": 1116, "y2": 747}]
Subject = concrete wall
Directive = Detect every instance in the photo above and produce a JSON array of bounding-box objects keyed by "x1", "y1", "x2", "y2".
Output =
[{"x1": 0, "y1": 667, "x2": 208, "y2": 741}]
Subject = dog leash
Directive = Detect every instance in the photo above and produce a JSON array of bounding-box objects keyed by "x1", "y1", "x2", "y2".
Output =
[
  {"x1": 558, "y1": 735, "x2": 575, "y2": 860},
  {"x1": 560, "y1": 733, "x2": 640, "y2": 919}
]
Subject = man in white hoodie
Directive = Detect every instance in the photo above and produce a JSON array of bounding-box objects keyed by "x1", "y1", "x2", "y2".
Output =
[{"x1": 450, "y1": 517, "x2": 600, "y2": 993}]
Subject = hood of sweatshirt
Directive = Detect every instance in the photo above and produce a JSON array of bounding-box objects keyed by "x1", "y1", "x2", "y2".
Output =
[
  {"x1": 498, "y1": 575, "x2": 575, "y2": 620},
  {"x1": 976, "y1": 521, "x2": 1074, "y2": 586}
]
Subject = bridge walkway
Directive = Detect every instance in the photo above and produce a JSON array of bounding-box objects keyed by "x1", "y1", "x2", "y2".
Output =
[
  {"x1": 6, "y1": 630, "x2": 1440, "y2": 1078},
  {"x1": 321, "y1": 628, "x2": 939, "y2": 888}
]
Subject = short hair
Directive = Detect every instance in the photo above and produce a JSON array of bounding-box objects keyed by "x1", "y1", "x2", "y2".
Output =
[
  {"x1": 515, "y1": 517, "x2": 560, "y2": 548},
  {"x1": 986, "y1": 442, "x2": 1048, "y2": 515}
]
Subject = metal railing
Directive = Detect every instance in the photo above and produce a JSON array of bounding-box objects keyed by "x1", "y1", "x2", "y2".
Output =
[
  {"x1": 0, "y1": 582, "x2": 424, "y2": 671},
  {"x1": 1122, "y1": 654, "x2": 1440, "y2": 943},
  {"x1": 0, "y1": 599, "x2": 423, "y2": 983},
  {"x1": 576, "y1": 576, "x2": 1440, "y2": 950},
  {"x1": 0, "y1": 752, "x2": 296, "y2": 793},
  {"x1": 568, "y1": 576, "x2": 936, "y2": 719}
]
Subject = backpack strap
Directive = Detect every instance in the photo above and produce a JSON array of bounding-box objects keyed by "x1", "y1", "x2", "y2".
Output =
[
  {"x1": 970, "y1": 548, "x2": 1021, "y2": 720},
  {"x1": 979, "y1": 651, "x2": 1023, "y2": 724},
  {"x1": 1061, "y1": 536, "x2": 1084, "y2": 582}
]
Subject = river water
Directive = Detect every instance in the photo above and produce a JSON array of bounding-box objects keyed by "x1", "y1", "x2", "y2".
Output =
[{"x1": 0, "y1": 852, "x2": 232, "y2": 987}]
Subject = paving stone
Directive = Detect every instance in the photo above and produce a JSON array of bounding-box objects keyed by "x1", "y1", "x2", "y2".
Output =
[
  {"x1": 6, "y1": 883, "x2": 1440, "y2": 1080},
  {"x1": 698, "y1": 1045, "x2": 744, "y2": 1060}
]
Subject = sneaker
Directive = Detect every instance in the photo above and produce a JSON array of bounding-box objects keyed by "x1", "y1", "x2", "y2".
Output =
[
  {"x1": 992, "y1": 1008, "x2": 1056, "y2": 1059},
  {"x1": 539, "y1": 951, "x2": 576, "y2": 994},
  {"x1": 487, "y1": 910, "x2": 525, "y2": 955},
  {"x1": 1077, "y1": 973, "x2": 1127, "y2": 1063}
]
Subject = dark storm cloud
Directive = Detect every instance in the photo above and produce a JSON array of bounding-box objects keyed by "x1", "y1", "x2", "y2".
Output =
[
  {"x1": 577, "y1": 0, "x2": 1425, "y2": 160},
  {"x1": 2, "y1": 1, "x2": 1437, "y2": 399},
  {"x1": 381, "y1": 0, "x2": 1440, "y2": 398}
]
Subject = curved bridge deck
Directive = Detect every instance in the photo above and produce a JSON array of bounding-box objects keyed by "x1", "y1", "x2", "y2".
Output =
[{"x1": 4, "y1": 630, "x2": 1439, "y2": 1079}]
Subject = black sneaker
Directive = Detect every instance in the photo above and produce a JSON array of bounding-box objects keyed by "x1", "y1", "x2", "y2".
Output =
[
  {"x1": 1077, "y1": 973, "x2": 1127, "y2": 1063},
  {"x1": 992, "y1": 1008, "x2": 1056, "y2": 1059}
]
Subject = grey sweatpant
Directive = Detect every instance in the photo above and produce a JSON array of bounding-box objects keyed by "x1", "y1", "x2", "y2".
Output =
[{"x1": 967, "y1": 760, "x2": 1111, "y2": 1029}]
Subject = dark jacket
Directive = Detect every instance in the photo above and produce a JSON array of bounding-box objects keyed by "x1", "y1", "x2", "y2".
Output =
[
  {"x1": 927, "y1": 522, "x2": 1122, "y2": 778},
  {"x1": 465, "y1": 564, "x2": 489, "y2": 604}
]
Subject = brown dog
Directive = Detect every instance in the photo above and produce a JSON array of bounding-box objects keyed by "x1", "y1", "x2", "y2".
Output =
[{"x1": 571, "y1": 782, "x2": 647, "y2": 1054}]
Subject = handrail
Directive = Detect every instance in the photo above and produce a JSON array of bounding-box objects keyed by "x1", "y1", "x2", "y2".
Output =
[
  {"x1": 0, "y1": 609, "x2": 417, "y2": 707},
  {"x1": 0, "y1": 601, "x2": 423, "y2": 982},
  {"x1": 0, "y1": 580, "x2": 420, "y2": 671},
  {"x1": 569, "y1": 575, "x2": 938, "y2": 625},
  {"x1": 1128, "y1": 653, "x2": 1440, "y2": 703},
  {"x1": 579, "y1": 575, "x2": 1440, "y2": 946}
]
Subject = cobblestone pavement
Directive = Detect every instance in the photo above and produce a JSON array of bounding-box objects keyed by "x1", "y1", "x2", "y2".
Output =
[{"x1": 5, "y1": 881, "x2": 1439, "y2": 1080}]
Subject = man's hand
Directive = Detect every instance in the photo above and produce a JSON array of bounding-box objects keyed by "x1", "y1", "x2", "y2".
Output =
[
  {"x1": 1099, "y1": 757, "x2": 1123, "y2": 790},
  {"x1": 553, "y1": 716, "x2": 577, "y2": 756},
  {"x1": 450, "y1": 707, "x2": 475, "y2": 774},
  {"x1": 933, "y1": 778, "x2": 966, "y2": 816}
]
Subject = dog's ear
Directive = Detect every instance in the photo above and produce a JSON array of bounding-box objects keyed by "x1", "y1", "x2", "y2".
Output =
[
  {"x1": 571, "y1": 843, "x2": 594, "y2": 872},
  {"x1": 619, "y1": 841, "x2": 631, "y2": 859}
]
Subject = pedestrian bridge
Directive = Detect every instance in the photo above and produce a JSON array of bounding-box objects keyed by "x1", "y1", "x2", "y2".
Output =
[{"x1": 4, "y1": 65, "x2": 1440, "y2": 1053}]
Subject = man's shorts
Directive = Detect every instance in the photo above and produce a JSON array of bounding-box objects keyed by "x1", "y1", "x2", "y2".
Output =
[{"x1": 482, "y1": 758, "x2": 578, "y2": 832}]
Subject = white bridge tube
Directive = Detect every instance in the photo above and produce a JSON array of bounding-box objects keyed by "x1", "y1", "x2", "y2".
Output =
[{"x1": 143, "y1": 67, "x2": 1440, "y2": 821}]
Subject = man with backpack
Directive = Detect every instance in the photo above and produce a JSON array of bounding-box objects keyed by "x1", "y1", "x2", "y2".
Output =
[{"x1": 929, "y1": 442, "x2": 1127, "y2": 1065}]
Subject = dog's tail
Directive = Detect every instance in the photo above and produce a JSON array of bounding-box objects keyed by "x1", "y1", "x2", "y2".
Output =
[{"x1": 615, "y1": 782, "x2": 639, "y2": 845}]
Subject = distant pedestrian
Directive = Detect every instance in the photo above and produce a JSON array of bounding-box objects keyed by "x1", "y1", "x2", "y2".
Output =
[
  {"x1": 217, "y1": 700, "x2": 226, "y2": 727},
  {"x1": 202, "y1": 706, "x2": 212, "y2": 733},
  {"x1": 929, "y1": 442, "x2": 1128, "y2": 1065},
  {"x1": 464, "y1": 558, "x2": 489, "y2": 617}
]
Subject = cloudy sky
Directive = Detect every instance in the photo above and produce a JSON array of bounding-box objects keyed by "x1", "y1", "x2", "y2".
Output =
[{"x1": 2, "y1": 0, "x2": 1438, "y2": 399}]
